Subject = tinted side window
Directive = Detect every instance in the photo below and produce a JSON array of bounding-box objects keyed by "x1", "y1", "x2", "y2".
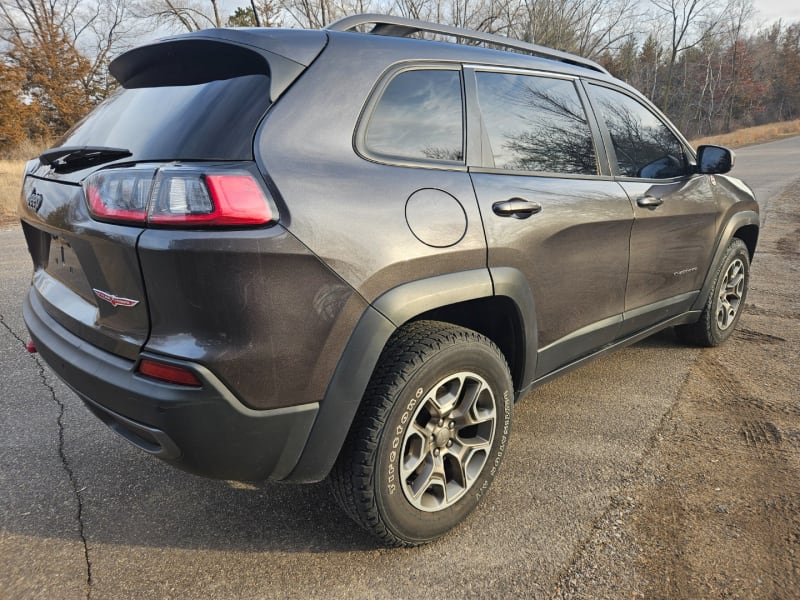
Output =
[
  {"x1": 475, "y1": 72, "x2": 597, "y2": 175},
  {"x1": 365, "y1": 69, "x2": 463, "y2": 163},
  {"x1": 588, "y1": 84, "x2": 688, "y2": 179}
]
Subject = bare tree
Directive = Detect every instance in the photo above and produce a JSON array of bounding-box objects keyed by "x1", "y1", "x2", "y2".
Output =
[
  {"x1": 277, "y1": 0, "x2": 380, "y2": 28},
  {"x1": 136, "y1": 0, "x2": 224, "y2": 32},
  {"x1": 649, "y1": 0, "x2": 727, "y2": 110},
  {"x1": 498, "y1": 0, "x2": 640, "y2": 58},
  {"x1": 722, "y1": 0, "x2": 754, "y2": 129}
]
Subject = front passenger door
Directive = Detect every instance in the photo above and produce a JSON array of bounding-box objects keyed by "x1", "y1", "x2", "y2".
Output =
[{"x1": 586, "y1": 83, "x2": 720, "y2": 336}]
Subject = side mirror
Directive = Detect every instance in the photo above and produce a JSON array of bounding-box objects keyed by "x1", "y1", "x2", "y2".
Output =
[{"x1": 697, "y1": 145, "x2": 734, "y2": 174}]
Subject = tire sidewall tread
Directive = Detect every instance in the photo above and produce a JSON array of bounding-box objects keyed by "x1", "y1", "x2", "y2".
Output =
[
  {"x1": 329, "y1": 320, "x2": 513, "y2": 547},
  {"x1": 677, "y1": 237, "x2": 750, "y2": 347}
]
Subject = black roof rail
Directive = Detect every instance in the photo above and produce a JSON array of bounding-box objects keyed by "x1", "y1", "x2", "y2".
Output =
[{"x1": 325, "y1": 13, "x2": 610, "y2": 75}]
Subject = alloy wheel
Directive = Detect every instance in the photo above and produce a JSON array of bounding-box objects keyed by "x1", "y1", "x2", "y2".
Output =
[
  {"x1": 716, "y1": 257, "x2": 746, "y2": 330},
  {"x1": 400, "y1": 372, "x2": 496, "y2": 511}
]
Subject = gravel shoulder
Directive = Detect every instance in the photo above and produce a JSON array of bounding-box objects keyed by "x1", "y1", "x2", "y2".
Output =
[{"x1": 554, "y1": 181, "x2": 800, "y2": 598}]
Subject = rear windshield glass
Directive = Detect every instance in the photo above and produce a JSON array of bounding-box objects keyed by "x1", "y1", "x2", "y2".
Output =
[{"x1": 60, "y1": 74, "x2": 271, "y2": 161}]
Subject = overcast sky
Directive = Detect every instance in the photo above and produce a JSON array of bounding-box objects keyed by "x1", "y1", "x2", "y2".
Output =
[
  {"x1": 752, "y1": 0, "x2": 800, "y2": 25},
  {"x1": 209, "y1": 0, "x2": 800, "y2": 32}
]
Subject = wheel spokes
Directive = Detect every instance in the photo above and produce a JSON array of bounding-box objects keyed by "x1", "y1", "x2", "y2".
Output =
[
  {"x1": 716, "y1": 258, "x2": 745, "y2": 330},
  {"x1": 400, "y1": 371, "x2": 497, "y2": 512},
  {"x1": 404, "y1": 453, "x2": 445, "y2": 507},
  {"x1": 428, "y1": 374, "x2": 467, "y2": 416},
  {"x1": 401, "y1": 424, "x2": 430, "y2": 476}
]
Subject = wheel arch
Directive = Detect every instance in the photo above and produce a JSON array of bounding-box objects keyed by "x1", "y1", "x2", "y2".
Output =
[
  {"x1": 734, "y1": 223, "x2": 759, "y2": 260},
  {"x1": 691, "y1": 210, "x2": 759, "y2": 312},
  {"x1": 286, "y1": 267, "x2": 537, "y2": 482}
]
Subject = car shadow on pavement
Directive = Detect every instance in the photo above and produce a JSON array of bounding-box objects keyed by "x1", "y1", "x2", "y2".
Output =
[
  {"x1": 2, "y1": 382, "x2": 385, "y2": 554},
  {"x1": 632, "y1": 327, "x2": 686, "y2": 349},
  {"x1": 72, "y1": 448, "x2": 383, "y2": 553}
]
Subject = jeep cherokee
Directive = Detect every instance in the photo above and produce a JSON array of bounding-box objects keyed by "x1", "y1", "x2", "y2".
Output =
[{"x1": 18, "y1": 14, "x2": 759, "y2": 546}]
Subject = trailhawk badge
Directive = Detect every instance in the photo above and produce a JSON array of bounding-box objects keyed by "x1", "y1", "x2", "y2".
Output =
[
  {"x1": 27, "y1": 188, "x2": 43, "y2": 212},
  {"x1": 93, "y1": 288, "x2": 140, "y2": 308}
]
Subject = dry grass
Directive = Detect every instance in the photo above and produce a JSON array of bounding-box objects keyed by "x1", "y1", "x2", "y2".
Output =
[
  {"x1": 691, "y1": 119, "x2": 800, "y2": 149},
  {"x1": 1, "y1": 138, "x2": 49, "y2": 224},
  {"x1": 0, "y1": 138, "x2": 52, "y2": 161},
  {"x1": 0, "y1": 160, "x2": 25, "y2": 223}
]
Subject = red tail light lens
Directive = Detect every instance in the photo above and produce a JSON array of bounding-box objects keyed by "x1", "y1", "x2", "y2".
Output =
[
  {"x1": 84, "y1": 167, "x2": 154, "y2": 224},
  {"x1": 84, "y1": 165, "x2": 277, "y2": 227},
  {"x1": 137, "y1": 358, "x2": 202, "y2": 387}
]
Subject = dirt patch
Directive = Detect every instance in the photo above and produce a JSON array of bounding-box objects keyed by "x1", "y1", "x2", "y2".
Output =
[{"x1": 553, "y1": 183, "x2": 800, "y2": 599}]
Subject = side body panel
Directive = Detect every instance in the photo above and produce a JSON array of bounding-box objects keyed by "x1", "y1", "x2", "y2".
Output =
[
  {"x1": 137, "y1": 225, "x2": 368, "y2": 411},
  {"x1": 617, "y1": 176, "x2": 718, "y2": 335},
  {"x1": 470, "y1": 174, "x2": 633, "y2": 376},
  {"x1": 690, "y1": 174, "x2": 760, "y2": 310},
  {"x1": 256, "y1": 35, "x2": 488, "y2": 305}
]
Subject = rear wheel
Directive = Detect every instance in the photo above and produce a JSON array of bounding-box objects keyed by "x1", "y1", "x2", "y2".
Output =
[
  {"x1": 329, "y1": 320, "x2": 513, "y2": 546},
  {"x1": 676, "y1": 238, "x2": 750, "y2": 347}
]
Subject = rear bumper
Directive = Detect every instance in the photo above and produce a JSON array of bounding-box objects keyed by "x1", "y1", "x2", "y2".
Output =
[{"x1": 23, "y1": 289, "x2": 318, "y2": 481}]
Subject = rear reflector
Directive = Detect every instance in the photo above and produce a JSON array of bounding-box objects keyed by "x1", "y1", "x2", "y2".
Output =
[
  {"x1": 84, "y1": 165, "x2": 276, "y2": 227},
  {"x1": 138, "y1": 359, "x2": 202, "y2": 387}
]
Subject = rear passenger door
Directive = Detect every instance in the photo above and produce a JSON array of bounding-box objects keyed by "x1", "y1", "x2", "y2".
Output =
[
  {"x1": 465, "y1": 68, "x2": 634, "y2": 378},
  {"x1": 585, "y1": 83, "x2": 720, "y2": 336}
]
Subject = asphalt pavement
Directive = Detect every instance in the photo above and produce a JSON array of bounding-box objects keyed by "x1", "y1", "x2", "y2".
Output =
[{"x1": 1, "y1": 136, "x2": 797, "y2": 599}]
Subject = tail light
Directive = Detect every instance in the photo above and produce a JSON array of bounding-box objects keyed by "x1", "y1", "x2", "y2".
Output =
[{"x1": 83, "y1": 165, "x2": 277, "y2": 227}]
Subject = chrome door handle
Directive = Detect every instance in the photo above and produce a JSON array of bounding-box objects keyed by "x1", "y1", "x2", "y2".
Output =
[
  {"x1": 637, "y1": 195, "x2": 664, "y2": 208},
  {"x1": 492, "y1": 198, "x2": 543, "y2": 219}
]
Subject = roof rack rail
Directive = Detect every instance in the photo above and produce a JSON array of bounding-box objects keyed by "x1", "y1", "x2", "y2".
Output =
[{"x1": 325, "y1": 14, "x2": 609, "y2": 75}]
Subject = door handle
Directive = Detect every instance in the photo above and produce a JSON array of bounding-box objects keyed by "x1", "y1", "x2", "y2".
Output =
[
  {"x1": 637, "y1": 195, "x2": 664, "y2": 209},
  {"x1": 492, "y1": 198, "x2": 542, "y2": 219}
]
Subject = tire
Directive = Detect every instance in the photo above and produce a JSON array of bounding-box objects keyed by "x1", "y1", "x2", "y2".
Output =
[
  {"x1": 676, "y1": 238, "x2": 750, "y2": 347},
  {"x1": 329, "y1": 320, "x2": 513, "y2": 547}
]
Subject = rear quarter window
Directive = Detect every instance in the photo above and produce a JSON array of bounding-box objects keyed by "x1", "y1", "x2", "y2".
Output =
[{"x1": 361, "y1": 68, "x2": 464, "y2": 165}]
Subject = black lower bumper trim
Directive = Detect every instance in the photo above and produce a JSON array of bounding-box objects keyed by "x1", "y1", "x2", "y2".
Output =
[
  {"x1": 81, "y1": 396, "x2": 182, "y2": 459},
  {"x1": 24, "y1": 290, "x2": 318, "y2": 481}
]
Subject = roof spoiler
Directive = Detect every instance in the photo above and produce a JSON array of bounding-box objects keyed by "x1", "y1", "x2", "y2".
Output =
[{"x1": 110, "y1": 29, "x2": 328, "y2": 102}]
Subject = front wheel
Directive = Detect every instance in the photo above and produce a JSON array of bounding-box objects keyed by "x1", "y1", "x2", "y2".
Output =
[
  {"x1": 676, "y1": 238, "x2": 750, "y2": 347},
  {"x1": 329, "y1": 320, "x2": 513, "y2": 547}
]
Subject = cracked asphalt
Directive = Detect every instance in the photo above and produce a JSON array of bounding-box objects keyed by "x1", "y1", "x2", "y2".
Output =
[
  {"x1": 1, "y1": 242, "x2": 89, "y2": 597},
  {"x1": 1, "y1": 137, "x2": 798, "y2": 599}
]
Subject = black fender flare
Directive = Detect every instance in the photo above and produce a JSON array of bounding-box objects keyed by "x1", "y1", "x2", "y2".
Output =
[
  {"x1": 691, "y1": 210, "x2": 759, "y2": 312},
  {"x1": 489, "y1": 266, "x2": 539, "y2": 391},
  {"x1": 286, "y1": 267, "x2": 537, "y2": 482}
]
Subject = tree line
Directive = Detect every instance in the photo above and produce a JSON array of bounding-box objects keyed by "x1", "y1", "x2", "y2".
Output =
[{"x1": 1, "y1": 0, "x2": 799, "y2": 154}]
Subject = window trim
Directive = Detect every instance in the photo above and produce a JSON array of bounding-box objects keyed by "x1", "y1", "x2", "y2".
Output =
[
  {"x1": 464, "y1": 66, "x2": 606, "y2": 178},
  {"x1": 583, "y1": 80, "x2": 697, "y2": 182},
  {"x1": 353, "y1": 62, "x2": 467, "y2": 171}
]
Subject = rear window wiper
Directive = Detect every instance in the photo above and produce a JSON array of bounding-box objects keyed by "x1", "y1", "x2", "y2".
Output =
[{"x1": 40, "y1": 146, "x2": 132, "y2": 173}]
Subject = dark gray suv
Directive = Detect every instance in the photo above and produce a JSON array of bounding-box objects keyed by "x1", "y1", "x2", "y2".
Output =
[{"x1": 19, "y1": 14, "x2": 759, "y2": 546}]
